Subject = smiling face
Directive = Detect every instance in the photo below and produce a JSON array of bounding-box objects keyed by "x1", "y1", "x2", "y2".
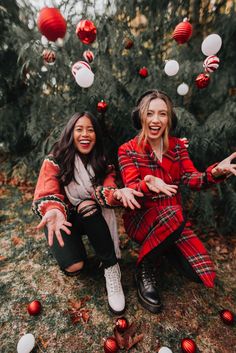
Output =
[
  {"x1": 73, "y1": 115, "x2": 96, "y2": 154},
  {"x1": 145, "y1": 98, "x2": 169, "y2": 143}
]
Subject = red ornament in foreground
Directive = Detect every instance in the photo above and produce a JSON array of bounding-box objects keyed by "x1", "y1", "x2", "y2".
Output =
[
  {"x1": 195, "y1": 73, "x2": 210, "y2": 89},
  {"x1": 172, "y1": 18, "x2": 192, "y2": 44},
  {"x1": 27, "y1": 300, "x2": 42, "y2": 316},
  {"x1": 139, "y1": 67, "x2": 148, "y2": 78},
  {"x1": 97, "y1": 100, "x2": 108, "y2": 113},
  {"x1": 220, "y1": 309, "x2": 235, "y2": 325},
  {"x1": 76, "y1": 20, "x2": 97, "y2": 44},
  {"x1": 181, "y1": 338, "x2": 196, "y2": 353},
  {"x1": 115, "y1": 317, "x2": 129, "y2": 333},
  {"x1": 104, "y1": 337, "x2": 119, "y2": 353},
  {"x1": 37, "y1": 7, "x2": 67, "y2": 42}
]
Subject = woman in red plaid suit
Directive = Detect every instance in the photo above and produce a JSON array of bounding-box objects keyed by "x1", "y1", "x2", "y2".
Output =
[{"x1": 118, "y1": 90, "x2": 236, "y2": 313}]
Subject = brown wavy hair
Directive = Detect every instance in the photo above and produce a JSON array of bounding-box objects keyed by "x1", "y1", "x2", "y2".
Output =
[{"x1": 51, "y1": 112, "x2": 109, "y2": 186}]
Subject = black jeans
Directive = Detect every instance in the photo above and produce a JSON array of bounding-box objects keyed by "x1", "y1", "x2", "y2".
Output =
[{"x1": 44, "y1": 209, "x2": 117, "y2": 271}]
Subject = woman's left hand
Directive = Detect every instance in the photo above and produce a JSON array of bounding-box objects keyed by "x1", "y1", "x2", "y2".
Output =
[
  {"x1": 113, "y1": 188, "x2": 143, "y2": 209},
  {"x1": 211, "y1": 152, "x2": 236, "y2": 178}
]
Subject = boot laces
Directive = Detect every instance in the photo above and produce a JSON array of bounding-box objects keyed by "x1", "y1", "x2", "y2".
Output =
[
  {"x1": 105, "y1": 264, "x2": 121, "y2": 295},
  {"x1": 141, "y1": 261, "x2": 158, "y2": 286}
]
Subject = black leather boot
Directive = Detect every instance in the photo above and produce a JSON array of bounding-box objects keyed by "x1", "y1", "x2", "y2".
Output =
[{"x1": 135, "y1": 258, "x2": 162, "y2": 313}]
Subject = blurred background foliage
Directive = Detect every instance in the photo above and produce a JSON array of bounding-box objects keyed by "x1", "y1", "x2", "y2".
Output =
[{"x1": 0, "y1": 0, "x2": 236, "y2": 233}]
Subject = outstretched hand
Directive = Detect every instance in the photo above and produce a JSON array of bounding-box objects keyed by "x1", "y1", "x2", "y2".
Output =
[
  {"x1": 211, "y1": 152, "x2": 236, "y2": 178},
  {"x1": 144, "y1": 175, "x2": 178, "y2": 197},
  {"x1": 113, "y1": 188, "x2": 143, "y2": 210},
  {"x1": 36, "y1": 209, "x2": 72, "y2": 247}
]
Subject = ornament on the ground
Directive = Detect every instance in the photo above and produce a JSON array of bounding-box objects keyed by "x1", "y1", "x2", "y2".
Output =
[
  {"x1": 72, "y1": 61, "x2": 94, "y2": 88},
  {"x1": 124, "y1": 38, "x2": 134, "y2": 49},
  {"x1": 83, "y1": 50, "x2": 94, "y2": 63},
  {"x1": 76, "y1": 20, "x2": 97, "y2": 44},
  {"x1": 201, "y1": 33, "x2": 222, "y2": 56},
  {"x1": 158, "y1": 347, "x2": 173, "y2": 353},
  {"x1": 37, "y1": 7, "x2": 67, "y2": 42},
  {"x1": 139, "y1": 67, "x2": 148, "y2": 78},
  {"x1": 220, "y1": 309, "x2": 235, "y2": 325},
  {"x1": 104, "y1": 337, "x2": 119, "y2": 353},
  {"x1": 115, "y1": 317, "x2": 129, "y2": 333},
  {"x1": 172, "y1": 18, "x2": 192, "y2": 44},
  {"x1": 195, "y1": 73, "x2": 210, "y2": 89},
  {"x1": 164, "y1": 60, "x2": 179, "y2": 76},
  {"x1": 27, "y1": 300, "x2": 42, "y2": 316},
  {"x1": 177, "y1": 83, "x2": 189, "y2": 96},
  {"x1": 203, "y1": 55, "x2": 220, "y2": 73},
  {"x1": 42, "y1": 49, "x2": 56, "y2": 65},
  {"x1": 17, "y1": 333, "x2": 35, "y2": 353},
  {"x1": 97, "y1": 100, "x2": 108, "y2": 113},
  {"x1": 181, "y1": 338, "x2": 197, "y2": 353}
]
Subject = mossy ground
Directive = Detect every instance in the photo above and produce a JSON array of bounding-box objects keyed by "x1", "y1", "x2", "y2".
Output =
[{"x1": 0, "y1": 183, "x2": 236, "y2": 353}]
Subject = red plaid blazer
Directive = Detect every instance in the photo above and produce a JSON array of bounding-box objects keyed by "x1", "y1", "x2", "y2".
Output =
[{"x1": 118, "y1": 135, "x2": 224, "y2": 287}]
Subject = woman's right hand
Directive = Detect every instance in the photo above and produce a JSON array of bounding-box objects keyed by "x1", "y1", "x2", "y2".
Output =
[
  {"x1": 144, "y1": 175, "x2": 178, "y2": 197},
  {"x1": 36, "y1": 209, "x2": 72, "y2": 247}
]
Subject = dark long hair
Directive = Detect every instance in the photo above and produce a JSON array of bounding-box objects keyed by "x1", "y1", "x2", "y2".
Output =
[{"x1": 51, "y1": 111, "x2": 109, "y2": 186}]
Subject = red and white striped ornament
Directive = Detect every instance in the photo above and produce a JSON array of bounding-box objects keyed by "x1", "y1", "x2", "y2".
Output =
[
  {"x1": 203, "y1": 55, "x2": 220, "y2": 73},
  {"x1": 42, "y1": 49, "x2": 56, "y2": 65},
  {"x1": 172, "y1": 18, "x2": 192, "y2": 44},
  {"x1": 83, "y1": 50, "x2": 94, "y2": 63}
]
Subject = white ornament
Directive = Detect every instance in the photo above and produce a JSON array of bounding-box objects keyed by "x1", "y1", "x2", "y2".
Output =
[
  {"x1": 158, "y1": 347, "x2": 173, "y2": 353},
  {"x1": 177, "y1": 82, "x2": 189, "y2": 95},
  {"x1": 56, "y1": 38, "x2": 64, "y2": 47},
  {"x1": 41, "y1": 66, "x2": 48, "y2": 72},
  {"x1": 201, "y1": 34, "x2": 222, "y2": 56},
  {"x1": 164, "y1": 60, "x2": 179, "y2": 76},
  {"x1": 71, "y1": 61, "x2": 91, "y2": 78},
  {"x1": 75, "y1": 67, "x2": 94, "y2": 88},
  {"x1": 17, "y1": 333, "x2": 35, "y2": 353},
  {"x1": 41, "y1": 36, "x2": 49, "y2": 48}
]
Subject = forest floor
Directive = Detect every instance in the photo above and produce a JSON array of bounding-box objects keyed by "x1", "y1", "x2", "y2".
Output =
[{"x1": 0, "y1": 180, "x2": 236, "y2": 353}]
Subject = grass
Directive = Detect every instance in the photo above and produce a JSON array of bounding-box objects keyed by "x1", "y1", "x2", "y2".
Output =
[{"x1": 0, "y1": 182, "x2": 236, "y2": 353}]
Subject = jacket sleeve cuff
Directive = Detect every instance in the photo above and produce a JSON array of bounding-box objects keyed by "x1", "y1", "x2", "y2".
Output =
[
  {"x1": 206, "y1": 163, "x2": 227, "y2": 184},
  {"x1": 139, "y1": 180, "x2": 149, "y2": 193},
  {"x1": 32, "y1": 197, "x2": 68, "y2": 219}
]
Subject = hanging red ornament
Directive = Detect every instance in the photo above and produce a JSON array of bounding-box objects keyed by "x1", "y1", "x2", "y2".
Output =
[
  {"x1": 27, "y1": 300, "x2": 42, "y2": 316},
  {"x1": 124, "y1": 38, "x2": 134, "y2": 49},
  {"x1": 104, "y1": 337, "x2": 119, "y2": 353},
  {"x1": 42, "y1": 49, "x2": 56, "y2": 65},
  {"x1": 220, "y1": 309, "x2": 235, "y2": 325},
  {"x1": 76, "y1": 20, "x2": 97, "y2": 44},
  {"x1": 181, "y1": 338, "x2": 197, "y2": 353},
  {"x1": 83, "y1": 50, "x2": 95, "y2": 63},
  {"x1": 37, "y1": 7, "x2": 67, "y2": 42},
  {"x1": 203, "y1": 55, "x2": 220, "y2": 73},
  {"x1": 97, "y1": 100, "x2": 108, "y2": 113},
  {"x1": 172, "y1": 18, "x2": 192, "y2": 44},
  {"x1": 115, "y1": 317, "x2": 129, "y2": 333},
  {"x1": 139, "y1": 67, "x2": 148, "y2": 78},
  {"x1": 195, "y1": 73, "x2": 210, "y2": 89}
]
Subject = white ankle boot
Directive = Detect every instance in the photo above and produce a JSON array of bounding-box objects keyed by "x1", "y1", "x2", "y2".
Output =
[{"x1": 104, "y1": 263, "x2": 125, "y2": 314}]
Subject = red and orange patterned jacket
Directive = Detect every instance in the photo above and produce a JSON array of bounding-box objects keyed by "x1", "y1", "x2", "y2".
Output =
[{"x1": 32, "y1": 155, "x2": 121, "y2": 219}]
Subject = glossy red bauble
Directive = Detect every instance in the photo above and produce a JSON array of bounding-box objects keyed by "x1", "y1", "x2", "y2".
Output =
[
  {"x1": 172, "y1": 19, "x2": 192, "y2": 44},
  {"x1": 115, "y1": 317, "x2": 129, "y2": 333},
  {"x1": 97, "y1": 100, "x2": 108, "y2": 113},
  {"x1": 195, "y1": 73, "x2": 210, "y2": 89},
  {"x1": 42, "y1": 49, "x2": 56, "y2": 64},
  {"x1": 181, "y1": 338, "x2": 197, "y2": 353},
  {"x1": 139, "y1": 67, "x2": 148, "y2": 78},
  {"x1": 124, "y1": 38, "x2": 134, "y2": 49},
  {"x1": 37, "y1": 8, "x2": 67, "y2": 42},
  {"x1": 76, "y1": 20, "x2": 97, "y2": 44},
  {"x1": 27, "y1": 300, "x2": 42, "y2": 316},
  {"x1": 104, "y1": 337, "x2": 119, "y2": 353},
  {"x1": 220, "y1": 309, "x2": 235, "y2": 325},
  {"x1": 83, "y1": 50, "x2": 94, "y2": 63}
]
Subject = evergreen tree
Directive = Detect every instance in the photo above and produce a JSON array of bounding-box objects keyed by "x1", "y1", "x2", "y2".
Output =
[{"x1": 1, "y1": 0, "x2": 236, "y2": 232}]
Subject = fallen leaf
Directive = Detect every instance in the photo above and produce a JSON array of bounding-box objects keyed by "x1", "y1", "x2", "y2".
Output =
[
  {"x1": 0, "y1": 255, "x2": 7, "y2": 261},
  {"x1": 114, "y1": 328, "x2": 125, "y2": 349},
  {"x1": 126, "y1": 334, "x2": 144, "y2": 350},
  {"x1": 12, "y1": 236, "x2": 23, "y2": 246}
]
